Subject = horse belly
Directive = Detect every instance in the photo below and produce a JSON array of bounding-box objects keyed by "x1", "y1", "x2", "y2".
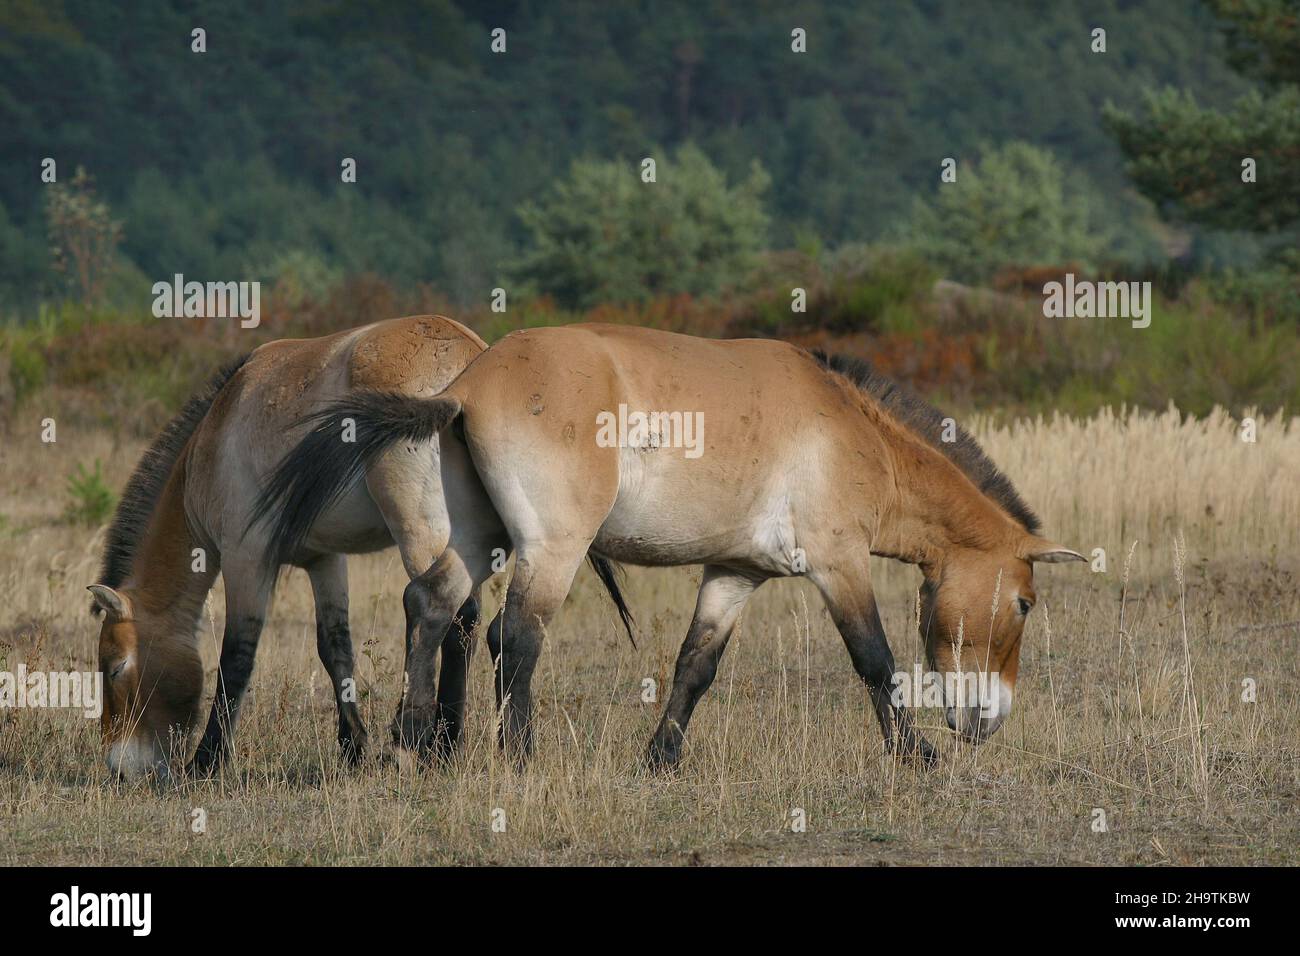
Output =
[
  {"x1": 302, "y1": 481, "x2": 393, "y2": 556},
  {"x1": 593, "y1": 451, "x2": 760, "y2": 567}
]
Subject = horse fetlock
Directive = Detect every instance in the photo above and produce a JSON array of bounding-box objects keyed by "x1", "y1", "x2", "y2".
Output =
[
  {"x1": 337, "y1": 712, "x2": 369, "y2": 765},
  {"x1": 889, "y1": 714, "x2": 939, "y2": 768},
  {"x1": 896, "y1": 733, "x2": 940, "y2": 769},
  {"x1": 497, "y1": 706, "x2": 535, "y2": 766},
  {"x1": 428, "y1": 713, "x2": 464, "y2": 765},
  {"x1": 391, "y1": 705, "x2": 442, "y2": 756},
  {"x1": 644, "y1": 722, "x2": 687, "y2": 773}
]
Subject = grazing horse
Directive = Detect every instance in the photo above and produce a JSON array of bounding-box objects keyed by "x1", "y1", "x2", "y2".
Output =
[
  {"x1": 260, "y1": 324, "x2": 1084, "y2": 769},
  {"x1": 88, "y1": 314, "x2": 631, "y2": 781}
]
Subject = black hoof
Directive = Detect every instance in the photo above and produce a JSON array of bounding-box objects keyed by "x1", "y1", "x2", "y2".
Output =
[
  {"x1": 338, "y1": 728, "x2": 369, "y2": 767},
  {"x1": 391, "y1": 710, "x2": 445, "y2": 765},
  {"x1": 895, "y1": 735, "x2": 940, "y2": 769},
  {"x1": 643, "y1": 740, "x2": 683, "y2": 775}
]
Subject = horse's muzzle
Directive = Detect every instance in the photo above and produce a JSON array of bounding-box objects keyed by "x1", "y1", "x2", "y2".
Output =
[
  {"x1": 946, "y1": 705, "x2": 1006, "y2": 742},
  {"x1": 106, "y1": 738, "x2": 170, "y2": 782}
]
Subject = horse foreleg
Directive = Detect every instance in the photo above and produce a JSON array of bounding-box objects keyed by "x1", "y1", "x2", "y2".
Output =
[
  {"x1": 813, "y1": 564, "x2": 939, "y2": 768},
  {"x1": 189, "y1": 563, "x2": 273, "y2": 776},
  {"x1": 430, "y1": 592, "x2": 480, "y2": 763}
]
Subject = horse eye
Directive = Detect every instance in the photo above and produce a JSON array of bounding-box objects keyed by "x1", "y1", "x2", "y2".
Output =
[
  {"x1": 108, "y1": 660, "x2": 127, "y2": 680},
  {"x1": 1016, "y1": 598, "x2": 1033, "y2": 616}
]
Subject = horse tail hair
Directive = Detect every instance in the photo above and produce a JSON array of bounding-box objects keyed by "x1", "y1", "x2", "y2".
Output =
[
  {"x1": 588, "y1": 554, "x2": 637, "y2": 649},
  {"x1": 246, "y1": 391, "x2": 462, "y2": 570}
]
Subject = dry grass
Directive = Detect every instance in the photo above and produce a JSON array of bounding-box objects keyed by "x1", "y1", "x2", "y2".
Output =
[
  {"x1": 978, "y1": 405, "x2": 1300, "y2": 560},
  {"x1": 1, "y1": 407, "x2": 1297, "y2": 865}
]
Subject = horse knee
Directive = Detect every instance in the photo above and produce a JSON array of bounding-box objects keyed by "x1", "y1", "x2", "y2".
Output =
[
  {"x1": 402, "y1": 576, "x2": 434, "y2": 623},
  {"x1": 403, "y1": 574, "x2": 468, "y2": 627}
]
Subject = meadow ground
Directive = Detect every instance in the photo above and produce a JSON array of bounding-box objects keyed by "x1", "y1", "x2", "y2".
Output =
[{"x1": 1, "y1": 405, "x2": 1297, "y2": 865}]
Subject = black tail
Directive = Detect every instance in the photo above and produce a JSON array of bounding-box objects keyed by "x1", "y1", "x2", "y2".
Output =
[
  {"x1": 246, "y1": 390, "x2": 636, "y2": 647},
  {"x1": 588, "y1": 553, "x2": 636, "y2": 649},
  {"x1": 246, "y1": 391, "x2": 461, "y2": 569}
]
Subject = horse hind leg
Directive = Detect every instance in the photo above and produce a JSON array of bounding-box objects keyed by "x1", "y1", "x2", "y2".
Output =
[
  {"x1": 363, "y1": 443, "x2": 453, "y2": 758},
  {"x1": 645, "y1": 566, "x2": 761, "y2": 772},
  {"x1": 429, "y1": 590, "x2": 481, "y2": 763},
  {"x1": 306, "y1": 554, "x2": 368, "y2": 765},
  {"x1": 492, "y1": 541, "x2": 591, "y2": 766},
  {"x1": 395, "y1": 543, "x2": 499, "y2": 759},
  {"x1": 368, "y1": 436, "x2": 504, "y2": 762}
]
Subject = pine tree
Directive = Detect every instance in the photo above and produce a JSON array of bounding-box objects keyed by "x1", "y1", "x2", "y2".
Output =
[{"x1": 1105, "y1": 0, "x2": 1300, "y2": 232}]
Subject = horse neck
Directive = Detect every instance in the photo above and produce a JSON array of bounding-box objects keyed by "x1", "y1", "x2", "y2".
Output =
[
  {"x1": 869, "y1": 426, "x2": 1018, "y2": 573},
  {"x1": 127, "y1": 452, "x2": 217, "y2": 638}
]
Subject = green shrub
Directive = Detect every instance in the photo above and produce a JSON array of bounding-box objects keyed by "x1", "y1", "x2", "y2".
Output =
[
  {"x1": 64, "y1": 460, "x2": 116, "y2": 526},
  {"x1": 900, "y1": 142, "x2": 1108, "y2": 283},
  {"x1": 732, "y1": 245, "x2": 936, "y2": 335},
  {"x1": 8, "y1": 338, "x2": 46, "y2": 405},
  {"x1": 512, "y1": 144, "x2": 770, "y2": 309},
  {"x1": 1212, "y1": 260, "x2": 1300, "y2": 323},
  {"x1": 822, "y1": 247, "x2": 936, "y2": 332}
]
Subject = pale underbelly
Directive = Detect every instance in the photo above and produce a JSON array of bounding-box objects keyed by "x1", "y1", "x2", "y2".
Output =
[
  {"x1": 298, "y1": 483, "x2": 394, "y2": 558},
  {"x1": 595, "y1": 474, "x2": 791, "y2": 573}
]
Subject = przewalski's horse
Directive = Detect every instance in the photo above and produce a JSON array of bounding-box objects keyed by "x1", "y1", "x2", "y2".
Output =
[
  {"x1": 88, "y1": 314, "x2": 632, "y2": 781},
  {"x1": 260, "y1": 324, "x2": 1083, "y2": 770}
]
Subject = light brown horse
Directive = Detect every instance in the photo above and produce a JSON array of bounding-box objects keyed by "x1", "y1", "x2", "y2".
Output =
[
  {"x1": 261, "y1": 323, "x2": 1084, "y2": 769},
  {"x1": 88, "y1": 315, "x2": 631, "y2": 781}
]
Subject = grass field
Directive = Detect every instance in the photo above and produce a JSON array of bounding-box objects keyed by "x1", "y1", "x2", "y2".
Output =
[{"x1": 1, "y1": 405, "x2": 1298, "y2": 865}]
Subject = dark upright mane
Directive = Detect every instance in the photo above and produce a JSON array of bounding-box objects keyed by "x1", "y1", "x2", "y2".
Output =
[
  {"x1": 97, "y1": 354, "x2": 251, "y2": 590},
  {"x1": 810, "y1": 350, "x2": 1041, "y2": 534}
]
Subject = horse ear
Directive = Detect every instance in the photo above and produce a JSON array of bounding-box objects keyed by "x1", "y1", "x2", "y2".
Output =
[
  {"x1": 87, "y1": 585, "x2": 132, "y2": 621},
  {"x1": 1018, "y1": 536, "x2": 1086, "y2": 564}
]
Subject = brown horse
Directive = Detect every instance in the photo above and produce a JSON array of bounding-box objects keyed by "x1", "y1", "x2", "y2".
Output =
[
  {"x1": 88, "y1": 314, "x2": 631, "y2": 781},
  {"x1": 260, "y1": 323, "x2": 1084, "y2": 769}
]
